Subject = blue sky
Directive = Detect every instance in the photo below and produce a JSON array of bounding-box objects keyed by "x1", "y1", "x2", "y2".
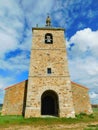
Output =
[{"x1": 0, "y1": 0, "x2": 98, "y2": 104}]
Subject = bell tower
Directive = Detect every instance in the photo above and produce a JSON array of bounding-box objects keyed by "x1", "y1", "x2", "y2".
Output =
[{"x1": 25, "y1": 16, "x2": 75, "y2": 118}]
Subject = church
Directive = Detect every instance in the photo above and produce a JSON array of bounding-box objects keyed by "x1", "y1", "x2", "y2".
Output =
[{"x1": 2, "y1": 16, "x2": 93, "y2": 118}]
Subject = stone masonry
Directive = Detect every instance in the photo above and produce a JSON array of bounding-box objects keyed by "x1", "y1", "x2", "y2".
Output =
[
  {"x1": 25, "y1": 28, "x2": 75, "y2": 118},
  {"x1": 71, "y1": 82, "x2": 93, "y2": 114},
  {"x1": 2, "y1": 80, "x2": 93, "y2": 116},
  {"x1": 2, "y1": 80, "x2": 28, "y2": 115}
]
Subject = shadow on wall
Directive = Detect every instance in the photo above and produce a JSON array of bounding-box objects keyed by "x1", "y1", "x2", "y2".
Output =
[{"x1": 22, "y1": 80, "x2": 28, "y2": 117}]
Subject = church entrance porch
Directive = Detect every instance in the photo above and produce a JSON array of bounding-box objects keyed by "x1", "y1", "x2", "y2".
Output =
[{"x1": 41, "y1": 90, "x2": 59, "y2": 116}]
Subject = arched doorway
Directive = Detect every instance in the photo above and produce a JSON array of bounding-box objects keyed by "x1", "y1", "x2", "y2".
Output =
[{"x1": 41, "y1": 90, "x2": 59, "y2": 116}]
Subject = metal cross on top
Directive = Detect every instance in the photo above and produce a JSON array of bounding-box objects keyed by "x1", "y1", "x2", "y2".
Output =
[{"x1": 46, "y1": 14, "x2": 51, "y2": 26}]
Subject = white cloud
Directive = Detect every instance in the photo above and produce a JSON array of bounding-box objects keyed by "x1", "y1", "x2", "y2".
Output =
[
  {"x1": 19, "y1": 29, "x2": 32, "y2": 51},
  {"x1": 89, "y1": 92, "x2": 98, "y2": 104},
  {"x1": 67, "y1": 28, "x2": 98, "y2": 104},
  {"x1": 0, "y1": 53, "x2": 30, "y2": 72},
  {"x1": 0, "y1": 0, "x2": 25, "y2": 58},
  {"x1": 0, "y1": 0, "x2": 56, "y2": 105},
  {"x1": 19, "y1": 0, "x2": 55, "y2": 27},
  {"x1": 0, "y1": 0, "x2": 55, "y2": 86},
  {"x1": 0, "y1": 30, "x2": 18, "y2": 57},
  {"x1": 0, "y1": 0, "x2": 55, "y2": 104},
  {"x1": 69, "y1": 28, "x2": 98, "y2": 55},
  {"x1": 0, "y1": 76, "x2": 15, "y2": 89},
  {"x1": 89, "y1": 92, "x2": 98, "y2": 99},
  {"x1": 0, "y1": 0, "x2": 55, "y2": 58}
]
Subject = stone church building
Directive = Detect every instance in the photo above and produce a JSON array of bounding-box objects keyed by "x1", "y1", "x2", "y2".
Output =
[{"x1": 2, "y1": 16, "x2": 93, "y2": 118}]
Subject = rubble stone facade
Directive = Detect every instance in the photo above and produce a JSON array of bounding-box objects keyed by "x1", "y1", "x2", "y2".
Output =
[
  {"x1": 2, "y1": 80, "x2": 28, "y2": 115},
  {"x1": 2, "y1": 80, "x2": 93, "y2": 116},
  {"x1": 71, "y1": 82, "x2": 93, "y2": 114},
  {"x1": 25, "y1": 28, "x2": 75, "y2": 118}
]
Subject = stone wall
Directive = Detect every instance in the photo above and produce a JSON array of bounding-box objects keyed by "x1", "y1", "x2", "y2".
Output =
[
  {"x1": 25, "y1": 77, "x2": 75, "y2": 118},
  {"x1": 2, "y1": 80, "x2": 27, "y2": 115},
  {"x1": 25, "y1": 28, "x2": 75, "y2": 118},
  {"x1": 71, "y1": 82, "x2": 93, "y2": 114},
  {"x1": 2, "y1": 80, "x2": 93, "y2": 116}
]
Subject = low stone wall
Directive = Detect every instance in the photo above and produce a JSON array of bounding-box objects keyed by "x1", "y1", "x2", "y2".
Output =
[
  {"x1": 2, "y1": 80, "x2": 27, "y2": 115},
  {"x1": 71, "y1": 82, "x2": 93, "y2": 114}
]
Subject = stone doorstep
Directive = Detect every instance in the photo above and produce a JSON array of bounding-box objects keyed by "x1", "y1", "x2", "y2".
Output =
[{"x1": 41, "y1": 115, "x2": 58, "y2": 118}]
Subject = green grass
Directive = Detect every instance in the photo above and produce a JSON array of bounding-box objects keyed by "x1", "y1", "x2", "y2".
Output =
[
  {"x1": 0, "y1": 107, "x2": 2, "y2": 111},
  {"x1": 0, "y1": 108, "x2": 98, "y2": 128},
  {"x1": 93, "y1": 107, "x2": 98, "y2": 112},
  {"x1": 84, "y1": 124, "x2": 98, "y2": 130}
]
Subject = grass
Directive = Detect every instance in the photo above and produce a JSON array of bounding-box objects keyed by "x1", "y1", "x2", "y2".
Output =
[
  {"x1": 0, "y1": 107, "x2": 2, "y2": 111},
  {"x1": 84, "y1": 124, "x2": 98, "y2": 130},
  {"x1": 0, "y1": 108, "x2": 98, "y2": 129}
]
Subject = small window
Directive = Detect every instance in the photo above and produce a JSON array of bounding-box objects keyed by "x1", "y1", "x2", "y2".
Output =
[
  {"x1": 45, "y1": 33, "x2": 53, "y2": 44},
  {"x1": 47, "y1": 68, "x2": 51, "y2": 74}
]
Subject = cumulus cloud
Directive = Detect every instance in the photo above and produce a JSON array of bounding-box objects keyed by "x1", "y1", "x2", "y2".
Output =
[
  {"x1": 67, "y1": 28, "x2": 98, "y2": 104},
  {"x1": 0, "y1": 53, "x2": 29, "y2": 73},
  {"x1": 0, "y1": 0, "x2": 55, "y2": 105},
  {"x1": 69, "y1": 28, "x2": 98, "y2": 56},
  {"x1": 89, "y1": 92, "x2": 98, "y2": 104},
  {"x1": 0, "y1": 76, "x2": 13, "y2": 89},
  {"x1": 0, "y1": 30, "x2": 18, "y2": 57},
  {"x1": 0, "y1": 1, "x2": 24, "y2": 57},
  {"x1": 90, "y1": 92, "x2": 98, "y2": 99},
  {"x1": 18, "y1": 0, "x2": 55, "y2": 27}
]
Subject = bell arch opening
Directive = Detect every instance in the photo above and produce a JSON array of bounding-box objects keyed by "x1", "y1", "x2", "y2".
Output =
[{"x1": 41, "y1": 90, "x2": 59, "y2": 116}]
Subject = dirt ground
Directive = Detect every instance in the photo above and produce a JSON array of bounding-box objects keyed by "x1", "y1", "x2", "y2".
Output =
[{"x1": 0, "y1": 122, "x2": 98, "y2": 130}]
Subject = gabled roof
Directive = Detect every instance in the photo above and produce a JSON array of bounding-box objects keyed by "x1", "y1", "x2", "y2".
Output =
[
  {"x1": 5, "y1": 79, "x2": 28, "y2": 90},
  {"x1": 71, "y1": 81, "x2": 89, "y2": 90}
]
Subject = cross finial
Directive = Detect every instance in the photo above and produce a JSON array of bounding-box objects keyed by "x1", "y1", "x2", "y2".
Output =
[{"x1": 46, "y1": 14, "x2": 51, "y2": 26}]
